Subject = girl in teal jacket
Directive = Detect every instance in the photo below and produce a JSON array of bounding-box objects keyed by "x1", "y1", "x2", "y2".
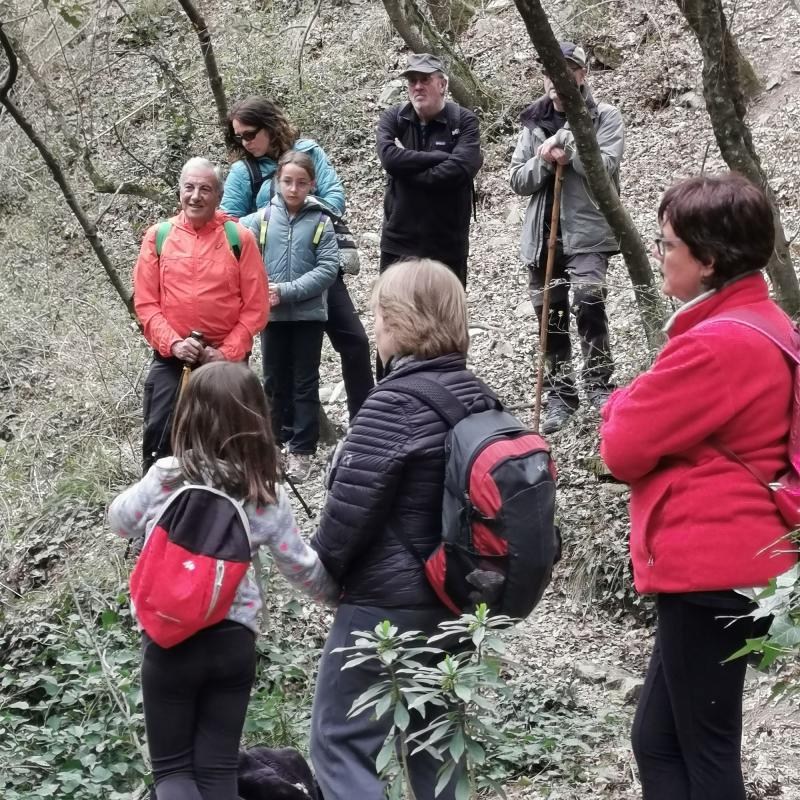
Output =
[{"x1": 242, "y1": 151, "x2": 338, "y2": 483}]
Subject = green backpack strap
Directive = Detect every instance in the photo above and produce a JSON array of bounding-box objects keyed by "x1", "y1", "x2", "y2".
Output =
[
  {"x1": 312, "y1": 211, "x2": 326, "y2": 246},
  {"x1": 223, "y1": 220, "x2": 241, "y2": 260},
  {"x1": 155, "y1": 219, "x2": 240, "y2": 260},
  {"x1": 155, "y1": 221, "x2": 172, "y2": 256}
]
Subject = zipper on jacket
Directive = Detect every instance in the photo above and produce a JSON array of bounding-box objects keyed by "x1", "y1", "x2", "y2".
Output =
[
  {"x1": 205, "y1": 559, "x2": 226, "y2": 619},
  {"x1": 647, "y1": 552, "x2": 654, "y2": 567}
]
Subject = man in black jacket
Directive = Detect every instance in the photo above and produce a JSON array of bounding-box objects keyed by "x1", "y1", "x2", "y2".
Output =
[{"x1": 376, "y1": 53, "x2": 483, "y2": 289}]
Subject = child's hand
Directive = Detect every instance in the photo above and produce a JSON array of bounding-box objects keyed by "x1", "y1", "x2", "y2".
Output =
[{"x1": 269, "y1": 287, "x2": 280, "y2": 307}]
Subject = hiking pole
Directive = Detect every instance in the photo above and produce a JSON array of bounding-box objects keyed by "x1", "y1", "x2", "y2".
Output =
[
  {"x1": 533, "y1": 162, "x2": 565, "y2": 434},
  {"x1": 283, "y1": 472, "x2": 315, "y2": 519}
]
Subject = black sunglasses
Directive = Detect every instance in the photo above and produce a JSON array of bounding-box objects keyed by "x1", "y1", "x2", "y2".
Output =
[{"x1": 233, "y1": 127, "x2": 262, "y2": 144}]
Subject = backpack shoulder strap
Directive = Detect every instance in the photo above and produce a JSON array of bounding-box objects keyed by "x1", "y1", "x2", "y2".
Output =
[
  {"x1": 312, "y1": 210, "x2": 327, "y2": 246},
  {"x1": 223, "y1": 220, "x2": 241, "y2": 261},
  {"x1": 155, "y1": 221, "x2": 172, "y2": 256},
  {"x1": 706, "y1": 309, "x2": 800, "y2": 366},
  {"x1": 445, "y1": 101, "x2": 462, "y2": 138},
  {"x1": 243, "y1": 157, "x2": 267, "y2": 208},
  {"x1": 259, "y1": 205, "x2": 272, "y2": 248},
  {"x1": 387, "y1": 375, "x2": 500, "y2": 428},
  {"x1": 443, "y1": 102, "x2": 477, "y2": 220},
  {"x1": 388, "y1": 376, "x2": 468, "y2": 428}
]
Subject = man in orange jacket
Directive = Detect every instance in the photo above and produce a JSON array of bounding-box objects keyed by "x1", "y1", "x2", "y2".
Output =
[{"x1": 134, "y1": 157, "x2": 268, "y2": 472}]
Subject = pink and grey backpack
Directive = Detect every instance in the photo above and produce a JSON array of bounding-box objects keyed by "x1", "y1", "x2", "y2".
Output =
[
  {"x1": 130, "y1": 485, "x2": 252, "y2": 648},
  {"x1": 390, "y1": 377, "x2": 560, "y2": 619}
]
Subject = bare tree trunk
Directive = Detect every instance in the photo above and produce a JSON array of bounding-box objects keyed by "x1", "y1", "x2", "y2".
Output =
[
  {"x1": 381, "y1": 0, "x2": 495, "y2": 112},
  {"x1": 677, "y1": 0, "x2": 800, "y2": 316},
  {"x1": 426, "y1": 0, "x2": 475, "y2": 37},
  {"x1": 513, "y1": 0, "x2": 665, "y2": 347},
  {"x1": 175, "y1": 0, "x2": 232, "y2": 149},
  {"x1": 0, "y1": 23, "x2": 134, "y2": 317}
]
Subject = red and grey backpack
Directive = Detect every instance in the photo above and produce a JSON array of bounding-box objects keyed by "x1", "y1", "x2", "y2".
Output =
[
  {"x1": 390, "y1": 377, "x2": 560, "y2": 619},
  {"x1": 130, "y1": 484, "x2": 253, "y2": 648}
]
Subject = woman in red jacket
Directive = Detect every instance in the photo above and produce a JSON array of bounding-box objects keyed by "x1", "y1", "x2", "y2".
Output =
[{"x1": 600, "y1": 173, "x2": 797, "y2": 800}]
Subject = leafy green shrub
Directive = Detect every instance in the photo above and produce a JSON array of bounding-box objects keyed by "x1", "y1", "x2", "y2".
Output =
[
  {"x1": 0, "y1": 587, "x2": 147, "y2": 800},
  {"x1": 338, "y1": 605, "x2": 618, "y2": 799},
  {"x1": 729, "y1": 561, "x2": 800, "y2": 693}
]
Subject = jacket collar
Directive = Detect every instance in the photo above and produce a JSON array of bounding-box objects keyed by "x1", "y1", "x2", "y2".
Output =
[
  {"x1": 382, "y1": 352, "x2": 467, "y2": 381},
  {"x1": 664, "y1": 271, "x2": 770, "y2": 338},
  {"x1": 174, "y1": 209, "x2": 232, "y2": 235},
  {"x1": 520, "y1": 83, "x2": 597, "y2": 133},
  {"x1": 397, "y1": 101, "x2": 448, "y2": 126}
]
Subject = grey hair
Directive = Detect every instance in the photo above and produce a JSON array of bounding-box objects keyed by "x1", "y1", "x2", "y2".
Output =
[{"x1": 179, "y1": 157, "x2": 224, "y2": 193}]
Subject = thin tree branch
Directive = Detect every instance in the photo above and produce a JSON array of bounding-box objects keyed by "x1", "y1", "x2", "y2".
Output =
[
  {"x1": 13, "y1": 27, "x2": 166, "y2": 201},
  {"x1": 0, "y1": 21, "x2": 134, "y2": 317},
  {"x1": 297, "y1": 0, "x2": 323, "y2": 91}
]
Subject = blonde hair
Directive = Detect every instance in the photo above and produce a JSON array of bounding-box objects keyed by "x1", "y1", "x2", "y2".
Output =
[{"x1": 371, "y1": 258, "x2": 469, "y2": 359}]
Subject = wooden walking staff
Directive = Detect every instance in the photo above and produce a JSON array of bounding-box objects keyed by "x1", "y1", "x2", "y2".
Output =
[{"x1": 532, "y1": 162, "x2": 565, "y2": 434}]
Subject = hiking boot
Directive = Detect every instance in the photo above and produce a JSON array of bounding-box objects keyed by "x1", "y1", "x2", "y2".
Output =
[
  {"x1": 588, "y1": 388, "x2": 613, "y2": 412},
  {"x1": 541, "y1": 402, "x2": 576, "y2": 436},
  {"x1": 285, "y1": 452, "x2": 313, "y2": 484}
]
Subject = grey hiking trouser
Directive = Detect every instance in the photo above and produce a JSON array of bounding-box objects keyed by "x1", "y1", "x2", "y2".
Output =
[
  {"x1": 528, "y1": 244, "x2": 614, "y2": 405},
  {"x1": 310, "y1": 604, "x2": 463, "y2": 800}
]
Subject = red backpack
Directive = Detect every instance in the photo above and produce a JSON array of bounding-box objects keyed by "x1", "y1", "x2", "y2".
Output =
[
  {"x1": 705, "y1": 308, "x2": 800, "y2": 529},
  {"x1": 130, "y1": 485, "x2": 253, "y2": 648},
  {"x1": 390, "y1": 377, "x2": 560, "y2": 619}
]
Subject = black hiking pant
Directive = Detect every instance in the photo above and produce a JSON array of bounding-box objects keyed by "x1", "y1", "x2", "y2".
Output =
[
  {"x1": 142, "y1": 355, "x2": 183, "y2": 475},
  {"x1": 375, "y1": 252, "x2": 468, "y2": 380},
  {"x1": 142, "y1": 620, "x2": 256, "y2": 800},
  {"x1": 326, "y1": 274, "x2": 374, "y2": 420},
  {"x1": 631, "y1": 592, "x2": 755, "y2": 800}
]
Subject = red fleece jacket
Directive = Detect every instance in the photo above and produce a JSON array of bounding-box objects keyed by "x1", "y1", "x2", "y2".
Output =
[{"x1": 601, "y1": 273, "x2": 797, "y2": 593}]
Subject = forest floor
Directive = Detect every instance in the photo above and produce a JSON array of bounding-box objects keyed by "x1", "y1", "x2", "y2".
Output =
[{"x1": 2, "y1": 0, "x2": 800, "y2": 796}]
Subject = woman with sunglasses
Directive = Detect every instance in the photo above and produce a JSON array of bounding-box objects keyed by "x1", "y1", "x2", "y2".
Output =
[
  {"x1": 600, "y1": 172, "x2": 797, "y2": 800},
  {"x1": 221, "y1": 96, "x2": 374, "y2": 423}
]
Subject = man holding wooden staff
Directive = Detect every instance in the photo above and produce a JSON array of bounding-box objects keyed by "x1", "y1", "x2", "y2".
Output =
[
  {"x1": 510, "y1": 42, "x2": 624, "y2": 435},
  {"x1": 133, "y1": 157, "x2": 268, "y2": 473}
]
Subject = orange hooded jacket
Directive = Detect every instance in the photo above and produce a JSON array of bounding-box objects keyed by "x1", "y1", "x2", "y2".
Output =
[{"x1": 133, "y1": 210, "x2": 268, "y2": 361}]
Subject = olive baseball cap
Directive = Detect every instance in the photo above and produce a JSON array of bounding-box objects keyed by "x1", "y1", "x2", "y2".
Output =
[{"x1": 400, "y1": 53, "x2": 446, "y2": 77}]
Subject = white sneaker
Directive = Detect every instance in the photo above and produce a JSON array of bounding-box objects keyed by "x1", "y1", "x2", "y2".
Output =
[{"x1": 285, "y1": 452, "x2": 313, "y2": 484}]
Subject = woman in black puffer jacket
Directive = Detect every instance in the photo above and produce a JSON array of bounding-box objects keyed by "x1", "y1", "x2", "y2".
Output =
[{"x1": 310, "y1": 258, "x2": 491, "y2": 800}]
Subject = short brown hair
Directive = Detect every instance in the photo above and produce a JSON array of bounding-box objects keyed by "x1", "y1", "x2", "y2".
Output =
[
  {"x1": 277, "y1": 150, "x2": 316, "y2": 182},
  {"x1": 371, "y1": 258, "x2": 469, "y2": 359},
  {"x1": 658, "y1": 173, "x2": 774, "y2": 289},
  {"x1": 172, "y1": 362, "x2": 278, "y2": 507},
  {"x1": 228, "y1": 96, "x2": 298, "y2": 161}
]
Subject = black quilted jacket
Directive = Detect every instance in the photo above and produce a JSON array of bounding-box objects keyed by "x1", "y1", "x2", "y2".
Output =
[{"x1": 312, "y1": 353, "x2": 492, "y2": 608}]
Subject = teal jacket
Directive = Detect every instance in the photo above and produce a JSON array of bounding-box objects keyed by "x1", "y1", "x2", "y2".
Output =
[
  {"x1": 221, "y1": 138, "x2": 346, "y2": 218},
  {"x1": 241, "y1": 197, "x2": 339, "y2": 323}
]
